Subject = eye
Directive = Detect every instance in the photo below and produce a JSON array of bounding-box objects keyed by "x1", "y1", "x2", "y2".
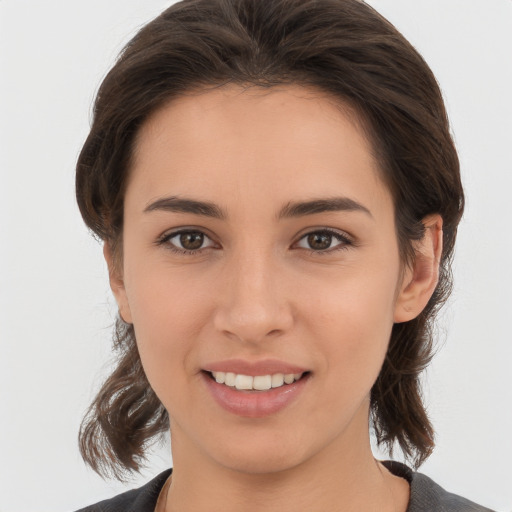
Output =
[
  {"x1": 295, "y1": 229, "x2": 352, "y2": 252},
  {"x1": 159, "y1": 229, "x2": 216, "y2": 254}
]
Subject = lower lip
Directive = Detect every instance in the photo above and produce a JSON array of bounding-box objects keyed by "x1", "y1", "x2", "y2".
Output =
[{"x1": 201, "y1": 372, "x2": 310, "y2": 418}]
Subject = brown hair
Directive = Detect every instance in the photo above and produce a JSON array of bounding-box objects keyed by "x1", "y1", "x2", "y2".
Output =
[{"x1": 77, "y1": 0, "x2": 464, "y2": 479}]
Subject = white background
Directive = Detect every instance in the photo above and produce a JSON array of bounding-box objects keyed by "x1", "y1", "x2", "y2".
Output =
[{"x1": 1, "y1": 1, "x2": 511, "y2": 511}]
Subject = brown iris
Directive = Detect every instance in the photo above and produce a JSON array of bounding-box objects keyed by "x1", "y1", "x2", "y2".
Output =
[
  {"x1": 180, "y1": 232, "x2": 204, "y2": 250},
  {"x1": 307, "y1": 232, "x2": 333, "y2": 250}
]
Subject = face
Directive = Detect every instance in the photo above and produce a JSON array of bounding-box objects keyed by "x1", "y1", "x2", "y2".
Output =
[{"x1": 109, "y1": 85, "x2": 426, "y2": 475}]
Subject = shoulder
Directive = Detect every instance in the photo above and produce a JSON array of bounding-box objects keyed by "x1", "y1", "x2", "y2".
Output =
[
  {"x1": 383, "y1": 461, "x2": 496, "y2": 512},
  {"x1": 74, "y1": 469, "x2": 172, "y2": 512}
]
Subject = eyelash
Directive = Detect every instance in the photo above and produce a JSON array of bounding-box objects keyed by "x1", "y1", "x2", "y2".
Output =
[
  {"x1": 295, "y1": 228, "x2": 353, "y2": 255},
  {"x1": 156, "y1": 228, "x2": 354, "y2": 256},
  {"x1": 156, "y1": 229, "x2": 217, "y2": 256}
]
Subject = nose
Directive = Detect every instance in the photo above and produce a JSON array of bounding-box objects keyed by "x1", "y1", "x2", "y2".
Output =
[{"x1": 213, "y1": 250, "x2": 294, "y2": 345}]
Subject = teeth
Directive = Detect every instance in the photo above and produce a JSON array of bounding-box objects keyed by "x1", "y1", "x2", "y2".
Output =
[
  {"x1": 284, "y1": 373, "x2": 295, "y2": 384},
  {"x1": 271, "y1": 373, "x2": 284, "y2": 388},
  {"x1": 211, "y1": 371, "x2": 304, "y2": 391},
  {"x1": 235, "y1": 374, "x2": 253, "y2": 390},
  {"x1": 253, "y1": 375, "x2": 272, "y2": 391},
  {"x1": 225, "y1": 372, "x2": 236, "y2": 387}
]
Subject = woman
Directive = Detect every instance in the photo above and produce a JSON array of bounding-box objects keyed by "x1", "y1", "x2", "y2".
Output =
[{"x1": 74, "y1": 0, "x2": 493, "y2": 510}]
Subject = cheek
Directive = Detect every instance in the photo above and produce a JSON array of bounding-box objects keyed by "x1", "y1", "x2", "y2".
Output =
[
  {"x1": 123, "y1": 264, "x2": 213, "y2": 395},
  {"x1": 307, "y1": 262, "x2": 399, "y2": 389}
]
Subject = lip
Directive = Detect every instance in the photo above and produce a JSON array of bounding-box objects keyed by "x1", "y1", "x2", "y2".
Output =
[
  {"x1": 203, "y1": 358, "x2": 308, "y2": 376},
  {"x1": 201, "y1": 360, "x2": 311, "y2": 418}
]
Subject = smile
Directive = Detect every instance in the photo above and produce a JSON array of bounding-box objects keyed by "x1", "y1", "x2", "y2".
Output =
[
  {"x1": 211, "y1": 371, "x2": 304, "y2": 391},
  {"x1": 202, "y1": 369, "x2": 310, "y2": 417}
]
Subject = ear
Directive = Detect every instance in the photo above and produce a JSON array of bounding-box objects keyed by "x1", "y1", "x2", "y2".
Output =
[
  {"x1": 103, "y1": 243, "x2": 133, "y2": 324},
  {"x1": 394, "y1": 214, "x2": 443, "y2": 323}
]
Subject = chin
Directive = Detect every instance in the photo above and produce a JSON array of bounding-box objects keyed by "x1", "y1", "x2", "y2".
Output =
[
  {"x1": 218, "y1": 450, "x2": 306, "y2": 476},
  {"x1": 207, "y1": 432, "x2": 315, "y2": 476}
]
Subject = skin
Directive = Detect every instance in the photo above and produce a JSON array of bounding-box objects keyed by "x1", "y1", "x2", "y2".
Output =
[{"x1": 106, "y1": 84, "x2": 442, "y2": 512}]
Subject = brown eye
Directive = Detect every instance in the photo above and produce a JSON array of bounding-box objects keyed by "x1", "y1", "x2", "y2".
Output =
[
  {"x1": 163, "y1": 230, "x2": 215, "y2": 253},
  {"x1": 307, "y1": 233, "x2": 332, "y2": 250},
  {"x1": 296, "y1": 229, "x2": 351, "y2": 252},
  {"x1": 180, "y1": 232, "x2": 204, "y2": 250}
]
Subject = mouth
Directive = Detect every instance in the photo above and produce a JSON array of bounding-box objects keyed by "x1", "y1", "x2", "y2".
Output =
[
  {"x1": 204, "y1": 370, "x2": 309, "y2": 392},
  {"x1": 201, "y1": 369, "x2": 311, "y2": 417},
  {"x1": 200, "y1": 359, "x2": 311, "y2": 417}
]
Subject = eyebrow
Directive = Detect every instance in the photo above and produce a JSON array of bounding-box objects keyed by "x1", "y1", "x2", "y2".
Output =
[
  {"x1": 144, "y1": 196, "x2": 227, "y2": 219},
  {"x1": 278, "y1": 197, "x2": 372, "y2": 219},
  {"x1": 143, "y1": 195, "x2": 372, "y2": 220}
]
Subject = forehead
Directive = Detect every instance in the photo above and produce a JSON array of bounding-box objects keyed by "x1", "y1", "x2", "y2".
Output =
[
  {"x1": 128, "y1": 84, "x2": 391, "y2": 218},
  {"x1": 134, "y1": 84, "x2": 370, "y2": 160}
]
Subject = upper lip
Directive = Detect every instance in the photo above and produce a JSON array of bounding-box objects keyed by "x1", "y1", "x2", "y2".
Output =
[{"x1": 203, "y1": 358, "x2": 309, "y2": 376}]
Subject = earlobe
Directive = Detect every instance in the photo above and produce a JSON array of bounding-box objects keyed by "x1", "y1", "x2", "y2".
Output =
[
  {"x1": 394, "y1": 215, "x2": 443, "y2": 323},
  {"x1": 103, "y1": 243, "x2": 133, "y2": 324}
]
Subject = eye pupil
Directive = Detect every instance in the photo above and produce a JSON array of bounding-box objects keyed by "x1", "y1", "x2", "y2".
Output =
[
  {"x1": 180, "y1": 232, "x2": 204, "y2": 250},
  {"x1": 307, "y1": 233, "x2": 331, "y2": 250}
]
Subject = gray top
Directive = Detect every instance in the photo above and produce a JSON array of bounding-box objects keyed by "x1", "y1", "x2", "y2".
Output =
[
  {"x1": 382, "y1": 461, "x2": 495, "y2": 511},
  {"x1": 76, "y1": 462, "x2": 495, "y2": 511}
]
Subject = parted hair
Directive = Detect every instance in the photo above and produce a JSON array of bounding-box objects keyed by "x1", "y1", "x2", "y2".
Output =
[{"x1": 76, "y1": 0, "x2": 464, "y2": 479}]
